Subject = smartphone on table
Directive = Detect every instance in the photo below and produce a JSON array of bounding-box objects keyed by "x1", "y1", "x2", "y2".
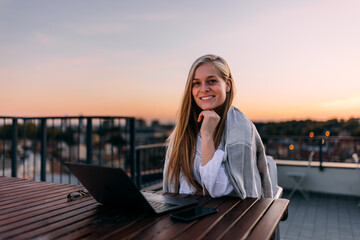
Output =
[{"x1": 170, "y1": 206, "x2": 218, "y2": 221}]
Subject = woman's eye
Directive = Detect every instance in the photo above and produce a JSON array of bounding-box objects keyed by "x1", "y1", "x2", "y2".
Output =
[
  {"x1": 192, "y1": 82, "x2": 200, "y2": 86},
  {"x1": 209, "y1": 80, "x2": 217, "y2": 84}
]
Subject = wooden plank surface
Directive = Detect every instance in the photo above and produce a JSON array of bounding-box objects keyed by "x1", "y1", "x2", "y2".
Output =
[
  {"x1": 247, "y1": 199, "x2": 290, "y2": 240},
  {"x1": 0, "y1": 176, "x2": 289, "y2": 240},
  {"x1": 100, "y1": 194, "x2": 206, "y2": 240},
  {"x1": 174, "y1": 197, "x2": 243, "y2": 240},
  {"x1": 202, "y1": 198, "x2": 258, "y2": 240},
  {"x1": 222, "y1": 198, "x2": 275, "y2": 240}
]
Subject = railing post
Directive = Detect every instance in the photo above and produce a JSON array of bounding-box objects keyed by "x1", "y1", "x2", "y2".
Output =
[
  {"x1": 136, "y1": 149, "x2": 141, "y2": 188},
  {"x1": 40, "y1": 118, "x2": 47, "y2": 181},
  {"x1": 86, "y1": 117, "x2": 92, "y2": 164},
  {"x1": 129, "y1": 118, "x2": 136, "y2": 187},
  {"x1": 354, "y1": 139, "x2": 357, "y2": 155},
  {"x1": 319, "y1": 139, "x2": 323, "y2": 171},
  {"x1": 11, "y1": 118, "x2": 18, "y2": 178}
]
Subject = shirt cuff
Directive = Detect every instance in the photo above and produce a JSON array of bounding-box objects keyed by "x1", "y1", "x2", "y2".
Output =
[
  {"x1": 199, "y1": 149, "x2": 225, "y2": 187},
  {"x1": 199, "y1": 149, "x2": 224, "y2": 171}
]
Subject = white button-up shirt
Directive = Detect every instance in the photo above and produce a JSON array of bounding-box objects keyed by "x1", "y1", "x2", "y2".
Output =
[{"x1": 179, "y1": 134, "x2": 234, "y2": 197}]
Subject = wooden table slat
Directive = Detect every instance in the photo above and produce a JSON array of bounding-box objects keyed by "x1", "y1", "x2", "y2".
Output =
[
  {"x1": 0, "y1": 193, "x2": 89, "y2": 221},
  {"x1": 0, "y1": 183, "x2": 76, "y2": 201},
  {"x1": 221, "y1": 198, "x2": 274, "y2": 240},
  {"x1": 58, "y1": 194, "x2": 206, "y2": 240},
  {"x1": 139, "y1": 197, "x2": 228, "y2": 240},
  {"x1": 32, "y1": 207, "x2": 140, "y2": 240},
  {"x1": 0, "y1": 181, "x2": 48, "y2": 191},
  {"x1": 0, "y1": 177, "x2": 71, "y2": 189},
  {"x1": 0, "y1": 176, "x2": 64, "y2": 187},
  {"x1": 104, "y1": 195, "x2": 212, "y2": 240},
  {"x1": 0, "y1": 198, "x2": 95, "y2": 230},
  {"x1": 0, "y1": 176, "x2": 30, "y2": 184},
  {"x1": 0, "y1": 185, "x2": 82, "y2": 212},
  {"x1": 247, "y1": 199, "x2": 290, "y2": 240},
  {"x1": 2, "y1": 202, "x2": 104, "y2": 239},
  {"x1": 0, "y1": 179, "x2": 79, "y2": 196},
  {"x1": 201, "y1": 198, "x2": 258, "y2": 240},
  {"x1": 56, "y1": 212, "x2": 146, "y2": 240},
  {"x1": 173, "y1": 197, "x2": 242, "y2": 240}
]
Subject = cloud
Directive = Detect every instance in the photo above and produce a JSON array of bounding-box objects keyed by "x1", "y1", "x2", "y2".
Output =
[
  {"x1": 317, "y1": 96, "x2": 360, "y2": 110},
  {"x1": 35, "y1": 33, "x2": 55, "y2": 46}
]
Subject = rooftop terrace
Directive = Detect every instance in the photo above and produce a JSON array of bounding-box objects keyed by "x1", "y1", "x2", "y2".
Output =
[
  {"x1": 280, "y1": 190, "x2": 360, "y2": 240},
  {"x1": 1, "y1": 116, "x2": 359, "y2": 239}
]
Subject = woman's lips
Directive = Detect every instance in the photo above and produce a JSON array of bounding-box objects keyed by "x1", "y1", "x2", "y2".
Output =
[{"x1": 200, "y1": 96, "x2": 214, "y2": 100}]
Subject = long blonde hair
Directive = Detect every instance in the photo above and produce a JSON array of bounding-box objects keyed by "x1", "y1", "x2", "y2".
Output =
[{"x1": 165, "y1": 54, "x2": 236, "y2": 192}]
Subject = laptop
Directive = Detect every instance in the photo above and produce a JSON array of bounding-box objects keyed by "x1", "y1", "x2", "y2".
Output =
[{"x1": 64, "y1": 162, "x2": 197, "y2": 214}]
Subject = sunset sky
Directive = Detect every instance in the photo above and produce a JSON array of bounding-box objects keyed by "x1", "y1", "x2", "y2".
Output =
[{"x1": 1, "y1": 0, "x2": 359, "y2": 123}]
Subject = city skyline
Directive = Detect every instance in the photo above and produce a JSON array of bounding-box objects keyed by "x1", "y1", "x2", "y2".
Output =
[{"x1": 1, "y1": 0, "x2": 360, "y2": 123}]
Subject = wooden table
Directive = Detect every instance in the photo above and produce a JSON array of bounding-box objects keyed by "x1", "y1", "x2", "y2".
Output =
[{"x1": 0, "y1": 176, "x2": 289, "y2": 240}]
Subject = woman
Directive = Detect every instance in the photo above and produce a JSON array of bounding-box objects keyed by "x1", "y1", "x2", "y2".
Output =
[{"x1": 163, "y1": 54, "x2": 273, "y2": 199}]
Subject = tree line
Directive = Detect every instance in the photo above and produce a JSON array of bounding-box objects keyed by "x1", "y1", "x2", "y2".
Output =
[
  {"x1": 1, "y1": 118, "x2": 360, "y2": 139},
  {"x1": 254, "y1": 118, "x2": 360, "y2": 137}
]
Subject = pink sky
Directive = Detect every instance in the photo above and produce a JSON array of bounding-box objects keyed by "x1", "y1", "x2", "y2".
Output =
[{"x1": 1, "y1": 0, "x2": 359, "y2": 123}]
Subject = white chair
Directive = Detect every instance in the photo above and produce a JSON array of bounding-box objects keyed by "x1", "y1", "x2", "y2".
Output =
[
  {"x1": 286, "y1": 151, "x2": 314, "y2": 200},
  {"x1": 352, "y1": 153, "x2": 360, "y2": 207},
  {"x1": 353, "y1": 152, "x2": 359, "y2": 165},
  {"x1": 266, "y1": 155, "x2": 283, "y2": 199}
]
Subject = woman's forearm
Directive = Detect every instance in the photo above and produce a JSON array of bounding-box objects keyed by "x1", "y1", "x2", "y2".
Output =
[{"x1": 201, "y1": 135, "x2": 216, "y2": 166}]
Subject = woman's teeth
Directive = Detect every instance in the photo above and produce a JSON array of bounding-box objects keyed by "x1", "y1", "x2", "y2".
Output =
[{"x1": 201, "y1": 96, "x2": 213, "y2": 100}]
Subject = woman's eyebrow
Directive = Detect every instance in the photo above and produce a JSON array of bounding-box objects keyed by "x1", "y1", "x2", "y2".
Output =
[{"x1": 193, "y1": 75, "x2": 216, "y2": 81}]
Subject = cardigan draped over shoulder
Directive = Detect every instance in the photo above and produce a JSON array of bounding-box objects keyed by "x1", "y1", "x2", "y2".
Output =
[
  {"x1": 223, "y1": 106, "x2": 273, "y2": 198},
  {"x1": 163, "y1": 106, "x2": 273, "y2": 199}
]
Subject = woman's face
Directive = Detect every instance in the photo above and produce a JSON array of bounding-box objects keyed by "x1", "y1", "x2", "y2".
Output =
[{"x1": 192, "y1": 63, "x2": 231, "y2": 111}]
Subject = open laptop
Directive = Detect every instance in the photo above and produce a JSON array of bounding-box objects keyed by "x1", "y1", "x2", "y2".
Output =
[{"x1": 65, "y1": 162, "x2": 197, "y2": 214}]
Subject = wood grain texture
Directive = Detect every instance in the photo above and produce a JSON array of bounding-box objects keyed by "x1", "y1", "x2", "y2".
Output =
[{"x1": 0, "y1": 177, "x2": 289, "y2": 240}]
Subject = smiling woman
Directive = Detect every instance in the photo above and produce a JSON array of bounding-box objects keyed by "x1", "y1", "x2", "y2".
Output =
[{"x1": 163, "y1": 54, "x2": 274, "y2": 200}]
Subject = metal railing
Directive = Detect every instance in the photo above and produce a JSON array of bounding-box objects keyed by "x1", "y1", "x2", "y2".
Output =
[
  {"x1": 0, "y1": 116, "x2": 136, "y2": 184},
  {"x1": 2, "y1": 116, "x2": 359, "y2": 187},
  {"x1": 262, "y1": 135, "x2": 360, "y2": 170},
  {"x1": 133, "y1": 136, "x2": 360, "y2": 179},
  {"x1": 135, "y1": 143, "x2": 167, "y2": 188}
]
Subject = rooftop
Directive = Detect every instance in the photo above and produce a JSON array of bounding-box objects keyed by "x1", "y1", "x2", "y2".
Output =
[{"x1": 280, "y1": 190, "x2": 360, "y2": 240}]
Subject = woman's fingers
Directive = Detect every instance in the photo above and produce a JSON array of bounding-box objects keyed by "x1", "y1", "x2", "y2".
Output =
[
  {"x1": 198, "y1": 112, "x2": 204, "y2": 122},
  {"x1": 198, "y1": 110, "x2": 219, "y2": 122},
  {"x1": 201, "y1": 110, "x2": 220, "y2": 123},
  {"x1": 199, "y1": 110, "x2": 221, "y2": 137}
]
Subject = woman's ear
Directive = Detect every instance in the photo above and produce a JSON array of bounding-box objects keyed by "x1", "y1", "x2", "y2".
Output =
[{"x1": 226, "y1": 78, "x2": 232, "y2": 92}]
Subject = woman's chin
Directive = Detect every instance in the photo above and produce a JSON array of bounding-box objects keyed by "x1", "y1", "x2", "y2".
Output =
[{"x1": 200, "y1": 107, "x2": 214, "y2": 111}]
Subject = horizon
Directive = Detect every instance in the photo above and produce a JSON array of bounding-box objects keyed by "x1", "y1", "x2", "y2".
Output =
[
  {"x1": 1, "y1": 0, "x2": 360, "y2": 123},
  {"x1": 1, "y1": 113, "x2": 359, "y2": 126}
]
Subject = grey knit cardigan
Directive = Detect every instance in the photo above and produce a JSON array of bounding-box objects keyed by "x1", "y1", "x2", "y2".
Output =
[{"x1": 163, "y1": 106, "x2": 273, "y2": 199}]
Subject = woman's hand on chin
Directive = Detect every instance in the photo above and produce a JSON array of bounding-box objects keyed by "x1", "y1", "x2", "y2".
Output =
[{"x1": 197, "y1": 110, "x2": 220, "y2": 140}]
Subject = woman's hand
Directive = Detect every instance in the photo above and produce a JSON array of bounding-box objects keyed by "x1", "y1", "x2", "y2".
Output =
[
  {"x1": 198, "y1": 110, "x2": 220, "y2": 166},
  {"x1": 198, "y1": 110, "x2": 221, "y2": 139}
]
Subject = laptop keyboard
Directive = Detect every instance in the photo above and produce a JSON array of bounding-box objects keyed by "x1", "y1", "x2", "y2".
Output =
[{"x1": 148, "y1": 201, "x2": 178, "y2": 211}]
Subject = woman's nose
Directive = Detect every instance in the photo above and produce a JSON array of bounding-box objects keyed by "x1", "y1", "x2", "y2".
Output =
[{"x1": 200, "y1": 83, "x2": 209, "y2": 92}]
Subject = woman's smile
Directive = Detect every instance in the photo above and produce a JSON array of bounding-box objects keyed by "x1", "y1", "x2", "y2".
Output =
[{"x1": 200, "y1": 96, "x2": 215, "y2": 100}]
